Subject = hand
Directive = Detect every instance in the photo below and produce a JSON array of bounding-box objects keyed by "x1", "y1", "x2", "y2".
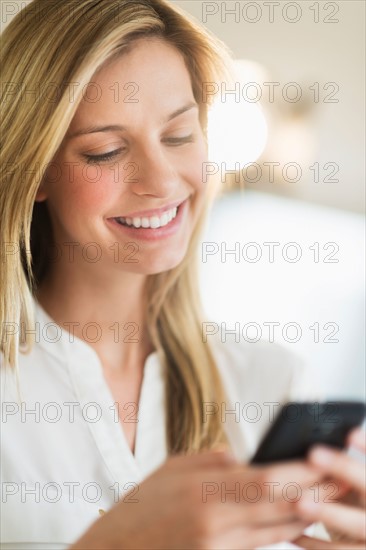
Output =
[
  {"x1": 294, "y1": 427, "x2": 366, "y2": 549},
  {"x1": 70, "y1": 448, "x2": 323, "y2": 550}
]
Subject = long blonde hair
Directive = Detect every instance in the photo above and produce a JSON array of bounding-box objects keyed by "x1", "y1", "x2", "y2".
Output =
[{"x1": 0, "y1": 0, "x2": 233, "y2": 454}]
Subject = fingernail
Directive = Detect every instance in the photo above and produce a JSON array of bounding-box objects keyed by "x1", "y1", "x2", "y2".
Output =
[
  {"x1": 350, "y1": 428, "x2": 366, "y2": 446},
  {"x1": 309, "y1": 446, "x2": 334, "y2": 465}
]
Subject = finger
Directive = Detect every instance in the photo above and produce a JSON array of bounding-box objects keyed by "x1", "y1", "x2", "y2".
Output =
[
  {"x1": 197, "y1": 500, "x2": 304, "y2": 539},
  {"x1": 200, "y1": 462, "x2": 325, "y2": 512},
  {"x1": 348, "y1": 428, "x2": 366, "y2": 453},
  {"x1": 309, "y1": 477, "x2": 350, "y2": 502},
  {"x1": 200, "y1": 480, "x2": 299, "y2": 519},
  {"x1": 207, "y1": 521, "x2": 308, "y2": 550},
  {"x1": 307, "y1": 446, "x2": 366, "y2": 493},
  {"x1": 244, "y1": 501, "x2": 300, "y2": 527},
  {"x1": 220, "y1": 499, "x2": 303, "y2": 528},
  {"x1": 296, "y1": 499, "x2": 366, "y2": 541},
  {"x1": 198, "y1": 465, "x2": 323, "y2": 512},
  {"x1": 249, "y1": 520, "x2": 310, "y2": 549},
  {"x1": 294, "y1": 535, "x2": 365, "y2": 550},
  {"x1": 220, "y1": 461, "x2": 324, "y2": 497}
]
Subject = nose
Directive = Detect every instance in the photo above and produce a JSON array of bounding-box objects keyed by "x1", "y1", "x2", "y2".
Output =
[{"x1": 128, "y1": 142, "x2": 180, "y2": 198}]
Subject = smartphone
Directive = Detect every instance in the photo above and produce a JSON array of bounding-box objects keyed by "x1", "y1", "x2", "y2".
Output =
[{"x1": 250, "y1": 401, "x2": 366, "y2": 464}]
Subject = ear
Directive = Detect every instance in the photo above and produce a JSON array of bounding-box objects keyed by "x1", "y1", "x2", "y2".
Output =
[
  {"x1": 35, "y1": 187, "x2": 47, "y2": 202},
  {"x1": 34, "y1": 179, "x2": 48, "y2": 202}
]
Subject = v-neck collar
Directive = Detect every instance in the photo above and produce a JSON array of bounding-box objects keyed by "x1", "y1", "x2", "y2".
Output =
[{"x1": 32, "y1": 295, "x2": 167, "y2": 484}]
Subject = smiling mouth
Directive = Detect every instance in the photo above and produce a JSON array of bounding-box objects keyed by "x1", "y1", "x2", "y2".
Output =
[{"x1": 113, "y1": 201, "x2": 184, "y2": 229}]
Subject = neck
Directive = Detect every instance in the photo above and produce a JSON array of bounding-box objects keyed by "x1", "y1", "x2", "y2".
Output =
[{"x1": 34, "y1": 260, "x2": 154, "y2": 373}]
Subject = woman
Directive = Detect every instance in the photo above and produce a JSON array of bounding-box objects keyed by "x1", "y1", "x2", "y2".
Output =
[{"x1": 0, "y1": 1, "x2": 363, "y2": 548}]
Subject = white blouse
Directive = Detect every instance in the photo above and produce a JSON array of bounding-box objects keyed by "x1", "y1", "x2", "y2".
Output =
[{"x1": 0, "y1": 296, "x2": 313, "y2": 550}]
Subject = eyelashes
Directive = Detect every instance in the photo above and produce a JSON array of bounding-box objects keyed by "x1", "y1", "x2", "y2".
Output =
[
  {"x1": 83, "y1": 135, "x2": 195, "y2": 165},
  {"x1": 84, "y1": 148, "x2": 124, "y2": 165},
  {"x1": 162, "y1": 135, "x2": 195, "y2": 146}
]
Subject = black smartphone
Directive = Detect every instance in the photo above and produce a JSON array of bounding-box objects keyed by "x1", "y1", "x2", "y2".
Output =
[{"x1": 250, "y1": 401, "x2": 366, "y2": 464}]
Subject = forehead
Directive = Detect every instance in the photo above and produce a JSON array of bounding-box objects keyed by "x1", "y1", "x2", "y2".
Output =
[{"x1": 69, "y1": 38, "x2": 195, "y2": 130}]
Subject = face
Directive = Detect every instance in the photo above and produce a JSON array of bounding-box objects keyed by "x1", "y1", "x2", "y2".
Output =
[{"x1": 37, "y1": 37, "x2": 208, "y2": 275}]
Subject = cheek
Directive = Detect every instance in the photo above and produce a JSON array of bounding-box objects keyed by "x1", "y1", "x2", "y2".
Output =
[
  {"x1": 53, "y1": 164, "x2": 119, "y2": 215},
  {"x1": 182, "y1": 142, "x2": 208, "y2": 192}
]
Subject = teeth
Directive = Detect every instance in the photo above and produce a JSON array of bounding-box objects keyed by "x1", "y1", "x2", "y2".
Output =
[
  {"x1": 150, "y1": 216, "x2": 160, "y2": 229},
  {"x1": 115, "y1": 206, "x2": 178, "y2": 229}
]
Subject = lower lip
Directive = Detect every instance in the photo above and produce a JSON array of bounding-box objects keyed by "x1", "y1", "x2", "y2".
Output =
[{"x1": 107, "y1": 199, "x2": 188, "y2": 241}]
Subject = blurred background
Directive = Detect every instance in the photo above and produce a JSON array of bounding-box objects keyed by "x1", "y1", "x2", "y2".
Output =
[
  {"x1": 1, "y1": 1, "x2": 365, "y2": 399},
  {"x1": 174, "y1": 0, "x2": 365, "y2": 400}
]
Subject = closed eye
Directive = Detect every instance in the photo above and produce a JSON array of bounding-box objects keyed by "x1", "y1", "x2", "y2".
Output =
[
  {"x1": 163, "y1": 135, "x2": 194, "y2": 146},
  {"x1": 84, "y1": 148, "x2": 124, "y2": 164},
  {"x1": 83, "y1": 134, "x2": 194, "y2": 164}
]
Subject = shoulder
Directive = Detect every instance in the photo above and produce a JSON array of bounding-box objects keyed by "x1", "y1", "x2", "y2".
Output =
[
  {"x1": 208, "y1": 330, "x2": 306, "y2": 404},
  {"x1": 207, "y1": 330, "x2": 309, "y2": 460}
]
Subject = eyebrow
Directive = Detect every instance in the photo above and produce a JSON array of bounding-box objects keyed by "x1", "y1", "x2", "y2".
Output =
[{"x1": 67, "y1": 102, "x2": 198, "y2": 139}]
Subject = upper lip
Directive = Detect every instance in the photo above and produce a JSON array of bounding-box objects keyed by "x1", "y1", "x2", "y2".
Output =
[{"x1": 110, "y1": 198, "x2": 188, "y2": 219}]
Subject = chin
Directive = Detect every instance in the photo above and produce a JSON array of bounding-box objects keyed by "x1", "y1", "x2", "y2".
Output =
[{"x1": 138, "y1": 248, "x2": 188, "y2": 275}]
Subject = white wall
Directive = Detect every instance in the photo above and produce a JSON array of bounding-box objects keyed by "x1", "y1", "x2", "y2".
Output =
[{"x1": 199, "y1": 190, "x2": 365, "y2": 401}]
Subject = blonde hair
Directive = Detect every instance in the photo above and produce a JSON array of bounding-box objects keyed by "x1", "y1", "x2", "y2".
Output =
[{"x1": 0, "y1": 0, "x2": 233, "y2": 454}]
